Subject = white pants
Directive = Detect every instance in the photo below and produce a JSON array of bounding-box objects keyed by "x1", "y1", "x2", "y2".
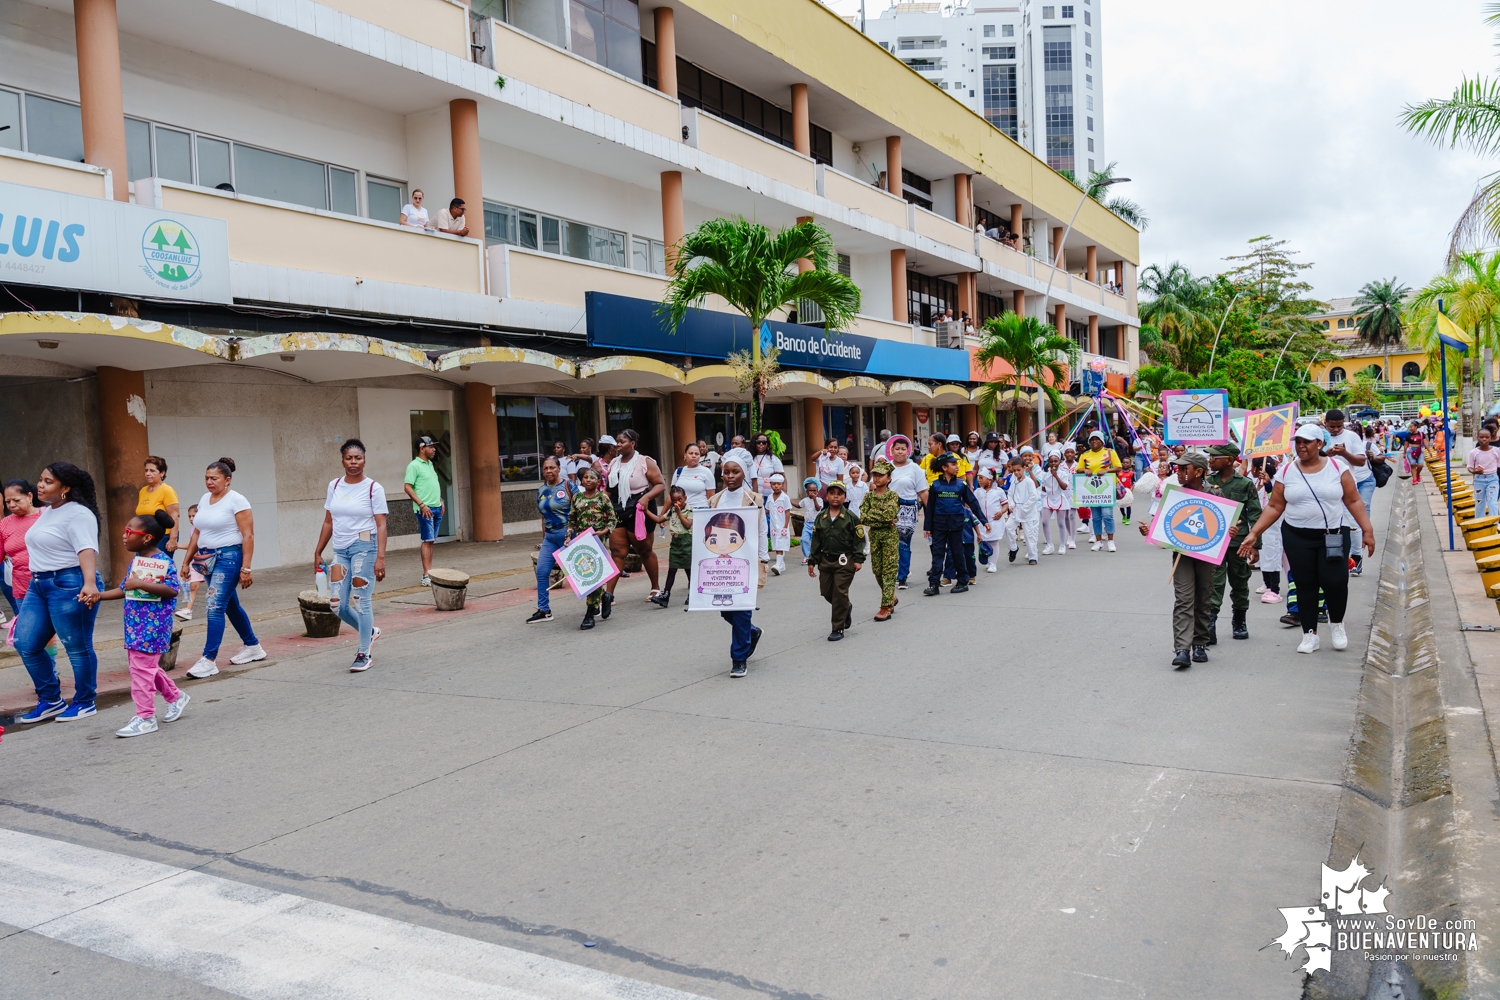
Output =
[{"x1": 1008, "y1": 513, "x2": 1040, "y2": 561}]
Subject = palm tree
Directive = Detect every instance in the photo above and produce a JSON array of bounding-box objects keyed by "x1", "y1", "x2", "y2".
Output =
[
  {"x1": 661, "y1": 217, "x2": 860, "y2": 432},
  {"x1": 1408, "y1": 251, "x2": 1500, "y2": 426},
  {"x1": 1401, "y1": 4, "x2": 1500, "y2": 258},
  {"x1": 1352, "y1": 277, "x2": 1410, "y2": 388},
  {"x1": 1138, "y1": 263, "x2": 1213, "y2": 356},
  {"x1": 1131, "y1": 363, "x2": 1190, "y2": 404},
  {"x1": 972, "y1": 312, "x2": 1080, "y2": 438},
  {"x1": 1065, "y1": 162, "x2": 1149, "y2": 228}
]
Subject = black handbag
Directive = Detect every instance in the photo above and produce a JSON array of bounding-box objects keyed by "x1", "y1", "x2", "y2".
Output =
[
  {"x1": 1369, "y1": 443, "x2": 1393, "y2": 488},
  {"x1": 1298, "y1": 464, "x2": 1348, "y2": 562}
]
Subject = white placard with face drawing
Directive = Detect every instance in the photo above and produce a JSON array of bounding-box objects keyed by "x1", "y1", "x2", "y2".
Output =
[{"x1": 688, "y1": 506, "x2": 759, "y2": 611}]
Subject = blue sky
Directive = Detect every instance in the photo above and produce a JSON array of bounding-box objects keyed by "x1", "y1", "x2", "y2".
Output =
[{"x1": 824, "y1": 0, "x2": 1496, "y2": 299}]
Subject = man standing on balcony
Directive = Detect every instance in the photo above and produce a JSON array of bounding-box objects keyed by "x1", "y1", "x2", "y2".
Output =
[{"x1": 435, "y1": 198, "x2": 470, "y2": 238}]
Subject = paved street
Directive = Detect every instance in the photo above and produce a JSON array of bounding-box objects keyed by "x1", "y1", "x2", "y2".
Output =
[{"x1": 0, "y1": 495, "x2": 1387, "y2": 999}]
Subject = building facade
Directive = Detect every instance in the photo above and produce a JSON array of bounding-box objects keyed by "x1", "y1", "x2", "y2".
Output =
[
  {"x1": 862, "y1": 0, "x2": 1105, "y2": 178},
  {"x1": 0, "y1": 0, "x2": 1138, "y2": 578}
]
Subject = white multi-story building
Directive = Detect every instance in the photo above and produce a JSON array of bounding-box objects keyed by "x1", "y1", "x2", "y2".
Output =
[{"x1": 863, "y1": 1, "x2": 1105, "y2": 178}]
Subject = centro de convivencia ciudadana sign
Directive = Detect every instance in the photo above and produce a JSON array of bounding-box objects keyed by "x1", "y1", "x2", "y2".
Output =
[{"x1": 0, "y1": 180, "x2": 230, "y2": 304}]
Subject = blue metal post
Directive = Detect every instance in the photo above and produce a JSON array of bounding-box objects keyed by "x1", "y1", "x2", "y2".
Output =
[{"x1": 1441, "y1": 344, "x2": 1454, "y2": 550}]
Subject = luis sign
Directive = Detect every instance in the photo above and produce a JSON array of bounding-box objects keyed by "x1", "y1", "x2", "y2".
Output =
[{"x1": 0, "y1": 180, "x2": 230, "y2": 304}]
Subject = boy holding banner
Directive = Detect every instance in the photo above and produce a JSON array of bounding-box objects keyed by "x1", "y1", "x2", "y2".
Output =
[
  {"x1": 1206, "y1": 444, "x2": 1262, "y2": 644},
  {"x1": 1139, "y1": 452, "x2": 1230, "y2": 669}
]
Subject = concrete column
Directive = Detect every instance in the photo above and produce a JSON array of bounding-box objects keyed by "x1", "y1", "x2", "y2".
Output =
[
  {"x1": 890, "y1": 249, "x2": 907, "y2": 322},
  {"x1": 1114, "y1": 260, "x2": 1124, "y2": 288},
  {"x1": 464, "y1": 382, "x2": 504, "y2": 541},
  {"x1": 896, "y1": 401, "x2": 914, "y2": 440},
  {"x1": 1088, "y1": 314, "x2": 1099, "y2": 355},
  {"x1": 661, "y1": 170, "x2": 684, "y2": 271},
  {"x1": 670, "y1": 391, "x2": 694, "y2": 465},
  {"x1": 74, "y1": 0, "x2": 129, "y2": 201},
  {"x1": 803, "y1": 398, "x2": 824, "y2": 466},
  {"x1": 449, "y1": 99, "x2": 482, "y2": 234},
  {"x1": 954, "y1": 173, "x2": 972, "y2": 229},
  {"x1": 885, "y1": 135, "x2": 902, "y2": 197},
  {"x1": 1010, "y1": 203, "x2": 1023, "y2": 237},
  {"x1": 960, "y1": 404, "x2": 980, "y2": 438},
  {"x1": 1054, "y1": 303, "x2": 1066, "y2": 336},
  {"x1": 653, "y1": 6, "x2": 677, "y2": 98},
  {"x1": 1086, "y1": 245, "x2": 1098, "y2": 284},
  {"x1": 97, "y1": 366, "x2": 148, "y2": 578},
  {"x1": 1013, "y1": 289, "x2": 1026, "y2": 318},
  {"x1": 792, "y1": 84, "x2": 810, "y2": 156},
  {"x1": 1017, "y1": 405, "x2": 1032, "y2": 445},
  {"x1": 966, "y1": 272, "x2": 978, "y2": 320},
  {"x1": 796, "y1": 215, "x2": 813, "y2": 274},
  {"x1": 1051, "y1": 226, "x2": 1065, "y2": 269}
]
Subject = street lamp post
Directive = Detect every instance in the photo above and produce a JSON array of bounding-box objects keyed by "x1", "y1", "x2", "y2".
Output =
[
  {"x1": 1033, "y1": 177, "x2": 1130, "y2": 444},
  {"x1": 1206, "y1": 289, "x2": 1246, "y2": 375}
]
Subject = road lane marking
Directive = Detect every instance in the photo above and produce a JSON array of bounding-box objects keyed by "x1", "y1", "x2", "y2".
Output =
[{"x1": 0, "y1": 828, "x2": 709, "y2": 1000}]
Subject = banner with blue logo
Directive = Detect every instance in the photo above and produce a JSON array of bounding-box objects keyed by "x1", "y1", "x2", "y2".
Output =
[
  {"x1": 585, "y1": 292, "x2": 971, "y2": 383},
  {"x1": 0, "y1": 180, "x2": 231, "y2": 304}
]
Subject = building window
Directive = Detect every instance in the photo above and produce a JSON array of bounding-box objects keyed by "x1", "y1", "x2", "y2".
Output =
[
  {"x1": 632, "y1": 237, "x2": 666, "y2": 274},
  {"x1": 901, "y1": 168, "x2": 933, "y2": 210},
  {"x1": 496, "y1": 396, "x2": 598, "y2": 483},
  {"x1": 983, "y1": 64, "x2": 1018, "y2": 139},
  {"x1": 1088, "y1": 158, "x2": 1094, "y2": 172},
  {"x1": 983, "y1": 24, "x2": 995, "y2": 37},
  {"x1": 1086, "y1": 73, "x2": 1094, "y2": 89},
  {"x1": 1085, "y1": 11, "x2": 1091, "y2": 24},
  {"x1": 1042, "y1": 6, "x2": 1055, "y2": 18},
  {"x1": 1085, "y1": 31, "x2": 1092, "y2": 46},
  {"x1": 1402, "y1": 362, "x2": 1422, "y2": 382},
  {"x1": 1062, "y1": 4, "x2": 1074, "y2": 16},
  {"x1": 982, "y1": 45, "x2": 1017, "y2": 60},
  {"x1": 367, "y1": 179, "x2": 405, "y2": 223},
  {"x1": 1043, "y1": 27, "x2": 1075, "y2": 173},
  {"x1": 483, "y1": 200, "x2": 627, "y2": 268},
  {"x1": 1328, "y1": 367, "x2": 1346, "y2": 384},
  {"x1": 1086, "y1": 53, "x2": 1093, "y2": 67},
  {"x1": 898, "y1": 37, "x2": 942, "y2": 50},
  {"x1": 1002, "y1": 23, "x2": 1014, "y2": 36},
  {"x1": 1086, "y1": 95, "x2": 1094, "y2": 110},
  {"x1": 1087, "y1": 116, "x2": 1094, "y2": 131},
  {"x1": 570, "y1": 0, "x2": 642, "y2": 81},
  {"x1": 907, "y1": 270, "x2": 958, "y2": 327},
  {"x1": 1087, "y1": 137, "x2": 1094, "y2": 151}
]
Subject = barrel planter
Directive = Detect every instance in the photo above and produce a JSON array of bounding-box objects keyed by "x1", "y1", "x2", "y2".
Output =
[
  {"x1": 297, "y1": 589, "x2": 343, "y2": 638},
  {"x1": 428, "y1": 567, "x2": 470, "y2": 611}
]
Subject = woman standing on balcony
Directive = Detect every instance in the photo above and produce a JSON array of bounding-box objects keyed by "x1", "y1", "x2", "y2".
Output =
[{"x1": 399, "y1": 190, "x2": 429, "y2": 230}]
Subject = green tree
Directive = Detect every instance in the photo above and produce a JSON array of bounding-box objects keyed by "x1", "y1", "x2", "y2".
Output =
[
  {"x1": 1131, "y1": 363, "x2": 1190, "y2": 403},
  {"x1": 1138, "y1": 263, "x2": 1213, "y2": 357},
  {"x1": 1065, "y1": 161, "x2": 1149, "y2": 229},
  {"x1": 1352, "y1": 277, "x2": 1410, "y2": 386},
  {"x1": 1408, "y1": 251, "x2": 1500, "y2": 425},
  {"x1": 972, "y1": 312, "x2": 1079, "y2": 438},
  {"x1": 661, "y1": 218, "x2": 860, "y2": 433}
]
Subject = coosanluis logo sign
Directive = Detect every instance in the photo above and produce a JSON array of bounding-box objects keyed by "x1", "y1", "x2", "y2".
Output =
[
  {"x1": 0, "y1": 180, "x2": 230, "y2": 303},
  {"x1": 585, "y1": 291, "x2": 970, "y2": 383}
]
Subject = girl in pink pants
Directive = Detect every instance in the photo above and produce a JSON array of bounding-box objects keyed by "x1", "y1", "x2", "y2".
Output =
[{"x1": 90, "y1": 510, "x2": 189, "y2": 737}]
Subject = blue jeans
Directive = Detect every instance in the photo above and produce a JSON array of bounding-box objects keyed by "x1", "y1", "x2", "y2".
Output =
[
  {"x1": 801, "y1": 530, "x2": 812, "y2": 561},
  {"x1": 1, "y1": 577, "x2": 15, "y2": 616},
  {"x1": 15, "y1": 567, "x2": 102, "y2": 707},
  {"x1": 1353, "y1": 476, "x2": 1378, "y2": 557},
  {"x1": 1090, "y1": 505, "x2": 1116, "y2": 536},
  {"x1": 721, "y1": 610, "x2": 755, "y2": 660},
  {"x1": 1474, "y1": 474, "x2": 1499, "y2": 519},
  {"x1": 418, "y1": 505, "x2": 444, "y2": 542},
  {"x1": 1135, "y1": 452, "x2": 1151, "y2": 477},
  {"x1": 536, "y1": 528, "x2": 566, "y2": 612},
  {"x1": 200, "y1": 545, "x2": 259, "y2": 660},
  {"x1": 897, "y1": 499, "x2": 918, "y2": 581},
  {"x1": 332, "y1": 539, "x2": 378, "y2": 654}
]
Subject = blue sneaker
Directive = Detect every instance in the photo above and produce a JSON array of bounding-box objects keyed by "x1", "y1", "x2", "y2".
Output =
[
  {"x1": 17, "y1": 700, "x2": 67, "y2": 724},
  {"x1": 55, "y1": 703, "x2": 97, "y2": 722}
]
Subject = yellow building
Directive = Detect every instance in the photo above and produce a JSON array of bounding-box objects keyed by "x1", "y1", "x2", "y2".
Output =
[{"x1": 1306, "y1": 297, "x2": 1430, "y2": 390}]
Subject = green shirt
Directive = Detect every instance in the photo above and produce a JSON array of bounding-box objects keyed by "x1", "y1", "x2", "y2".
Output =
[
  {"x1": 809, "y1": 507, "x2": 867, "y2": 563},
  {"x1": 1212, "y1": 469, "x2": 1263, "y2": 538},
  {"x1": 404, "y1": 457, "x2": 442, "y2": 511}
]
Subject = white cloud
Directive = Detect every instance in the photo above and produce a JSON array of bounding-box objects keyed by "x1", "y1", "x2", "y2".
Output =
[{"x1": 823, "y1": 0, "x2": 1496, "y2": 299}]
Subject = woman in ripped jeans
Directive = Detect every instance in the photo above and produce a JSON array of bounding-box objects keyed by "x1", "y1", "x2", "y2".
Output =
[
  {"x1": 314, "y1": 439, "x2": 388, "y2": 672},
  {"x1": 180, "y1": 457, "x2": 264, "y2": 678}
]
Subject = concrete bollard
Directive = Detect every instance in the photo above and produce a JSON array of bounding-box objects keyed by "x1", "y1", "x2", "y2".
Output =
[
  {"x1": 428, "y1": 568, "x2": 470, "y2": 611},
  {"x1": 297, "y1": 589, "x2": 343, "y2": 638}
]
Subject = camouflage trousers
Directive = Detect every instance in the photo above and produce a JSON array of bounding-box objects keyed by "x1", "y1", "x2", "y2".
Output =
[{"x1": 869, "y1": 528, "x2": 899, "y2": 608}]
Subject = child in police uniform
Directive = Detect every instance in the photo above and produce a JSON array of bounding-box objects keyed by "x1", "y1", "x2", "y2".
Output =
[{"x1": 807, "y1": 480, "x2": 865, "y2": 641}]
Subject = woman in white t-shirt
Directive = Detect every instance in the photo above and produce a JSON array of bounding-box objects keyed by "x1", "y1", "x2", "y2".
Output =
[
  {"x1": 747, "y1": 435, "x2": 785, "y2": 496},
  {"x1": 815, "y1": 438, "x2": 846, "y2": 490},
  {"x1": 962, "y1": 431, "x2": 984, "y2": 470},
  {"x1": 314, "y1": 439, "x2": 389, "y2": 672},
  {"x1": 12, "y1": 462, "x2": 105, "y2": 724},
  {"x1": 399, "y1": 189, "x2": 429, "y2": 230},
  {"x1": 671, "y1": 443, "x2": 717, "y2": 510},
  {"x1": 1238, "y1": 424, "x2": 1375, "y2": 654},
  {"x1": 179, "y1": 457, "x2": 263, "y2": 678}
]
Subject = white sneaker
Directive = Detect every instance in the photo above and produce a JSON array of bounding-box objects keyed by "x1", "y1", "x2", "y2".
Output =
[
  {"x1": 1256, "y1": 584, "x2": 1267, "y2": 594},
  {"x1": 174, "y1": 607, "x2": 193, "y2": 621},
  {"x1": 1066, "y1": 540, "x2": 1076, "y2": 550},
  {"x1": 186, "y1": 657, "x2": 219, "y2": 679},
  {"x1": 1107, "y1": 540, "x2": 1117, "y2": 552},
  {"x1": 421, "y1": 575, "x2": 431, "y2": 587},
  {"x1": 1091, "y1": 541, "x2": 1102, "y2": 551},
  {"x1": 986, "y1": 563, "x2": 997, "y2": 573},
  {"x1": 162, "y1": 692, "x2": 190, "y2": 723},
  {"x1": 1330, "y1": 623, "x2": 1348, "y2": 650},
  {"x1": 1042, "y1": 544, "x2": 1055, "y2": 555},
  {"x1": 116, "y1": 715, "x2": 158, "y2": 738},
  {"x1": 229, "y1": 644, "x2": 266, "y2": 665},
  {"x1": 1297, "y1": 632, "x2": 1320, "y2": 654}
]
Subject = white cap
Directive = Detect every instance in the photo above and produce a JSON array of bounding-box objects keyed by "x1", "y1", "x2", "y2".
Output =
[
  {"x1": 946, "y1": 434, "x2": 962, "y2": 443},
  {"x1": 769, "y1": 473, "x2": 785, "y2": 483},
  {"x1": 1293, "y1": 424, "x2": 1324, "y2": 442},
  {"x1": 598, "y1": 434, "x2": 616, "y2": 446},
  {"x1": 1019, "y1": 445, "x2": 1035, "y2": 454}
]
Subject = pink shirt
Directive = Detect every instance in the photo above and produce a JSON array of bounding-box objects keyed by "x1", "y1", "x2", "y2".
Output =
[
  {"x1": 1, "y1": 510, "x2": 40, "y2": 599},
  {"x1": 1468, "y1": 446, "x2": 1500, "y2": 476}
]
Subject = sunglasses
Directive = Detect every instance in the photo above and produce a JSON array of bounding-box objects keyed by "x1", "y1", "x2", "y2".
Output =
[{"x1": 122, "y1": 527, "x2": 153, "y2": 538}]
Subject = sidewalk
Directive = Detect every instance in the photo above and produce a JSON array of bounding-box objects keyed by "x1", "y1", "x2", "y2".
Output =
[{"x1": 0, "y1": 535, "x2": 666, "y2": 723}]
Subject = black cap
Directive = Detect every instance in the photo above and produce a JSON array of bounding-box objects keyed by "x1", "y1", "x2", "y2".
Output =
[{"x1": 416, "y1": 435, "x2": 437, "y2": 448}]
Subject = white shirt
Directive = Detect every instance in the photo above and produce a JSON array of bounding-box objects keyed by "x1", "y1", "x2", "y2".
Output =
[
  {"x1": 766, "y1": 493, "x2": 793, "y2": 547},
  {"x1": 193, "y1": 490, "x2": 252, "y2": 549},
  {"x1": 962, "y1": 447, "x2": 983, "y2": 468},
  {"x1": 325, "y1": 477, "x2": 389, "y2": 549},
  {"x1": 816, "y1": 453, "x2": 847, "y2": 484},
  {"x1": 400, "y1": 203, "x2": 429, "y2": 229},
  {"x1": 975, "y1": 451, "x2": 1005, "y2": 478},
  {"x1": 715, "y1": 486, "x2": 752, "y2": 508},
  {"x1": 845, "y1": 481, "x2": 869, "y2": 515},
  {"x1": 888, "y1": 461, "x2": 927, "y2": 502},
  {"x1": 672, "y1": 464, "x2": 717, "y2": 509},
  {"x1": 748, "y1": 453, "x2": 784, "y2": 492},
  {"x1": 1326, "y1": 429, "x2": 1372, "y2": 483},
  {"x1": 1041, "y1": 441, "x2": 1066, "y2": 462},
  {"x1": 1277, "y1": 458, "x2": 1350, "y2": 530},
  {"x1": 26, "y1": 503, "x2": 99, "y2": 572},
  {"x1": 1008, "y1": 473, "x2": 1041, "y2": 516},
  {"x1": 973, "y1": 485, "x2": 1008, "y2": 541}
]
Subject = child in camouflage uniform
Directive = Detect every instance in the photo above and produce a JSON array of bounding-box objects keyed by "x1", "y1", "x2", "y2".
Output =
[
  {"x1": 567, "y1": 466, "x2": 617, "y2": 629},
  {"x1": 861, "y1": 459, "x2": 901, "y2": 621}
]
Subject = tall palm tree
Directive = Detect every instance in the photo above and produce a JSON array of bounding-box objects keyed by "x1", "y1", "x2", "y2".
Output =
[
  {"x1": 1401, "y1": 4, "x2": 1500, "y2": 259},
  {"x1": 661, "y1": 217, "x2": 860, "y2": 432},
  {"x1": 1065, "y1": 162, "x2": 1149, "y2": 229},
  {"x1": 1408, "y1": 251, "x2": 1500, "y2": 423},
  {"x1": 1352, "y1": 277, "x2": 1410, "y2": 387},
  {"x1": 1138, "y1": 263, "x2": 1212, "y2": 355},
  {"x1": 973, "y1": 312, "x2": 1080, "y2": 438}
]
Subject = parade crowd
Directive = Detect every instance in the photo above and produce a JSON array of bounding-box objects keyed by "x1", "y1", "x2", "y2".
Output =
[{"x1": 0, "y1": 408, "x2": 1448, "y2": 731}]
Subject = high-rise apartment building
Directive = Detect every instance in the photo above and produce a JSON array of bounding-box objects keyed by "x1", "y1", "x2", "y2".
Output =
[{"x1": 863, "y1": 1, "x2": 1105, "y2": 177}]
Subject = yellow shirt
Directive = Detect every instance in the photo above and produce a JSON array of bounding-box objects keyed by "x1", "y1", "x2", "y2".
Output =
[
  {"x1": 136, "y1": 482, "x2": 180, "y2": 516},
  {"x1": 920, "y1": 451, "x2": 972, "y2": 484},
  {"x1": 1076, "y1": 448, "x2": 1121, "y2": 475}
]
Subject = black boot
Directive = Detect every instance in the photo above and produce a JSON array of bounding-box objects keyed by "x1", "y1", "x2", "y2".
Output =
[
  {"x1": 1191, "y1": 645, "x2": 1209, "y2": 662},
  {"x1": 650, "y1": 589, "x2": 671, "y2": 608},
  {"x1": 1172, "y1": 648, "x2": 1192, "y2": 669},
  {"x1": 600, "y1": 592, "x2": 613, "y2": 619},
  {"x1": 1232, "y1": 609, "x2": 1248, "y2": 640},
  {"x1": 1207, "y1": 621, "x2": 1218, "y2": 646}
]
